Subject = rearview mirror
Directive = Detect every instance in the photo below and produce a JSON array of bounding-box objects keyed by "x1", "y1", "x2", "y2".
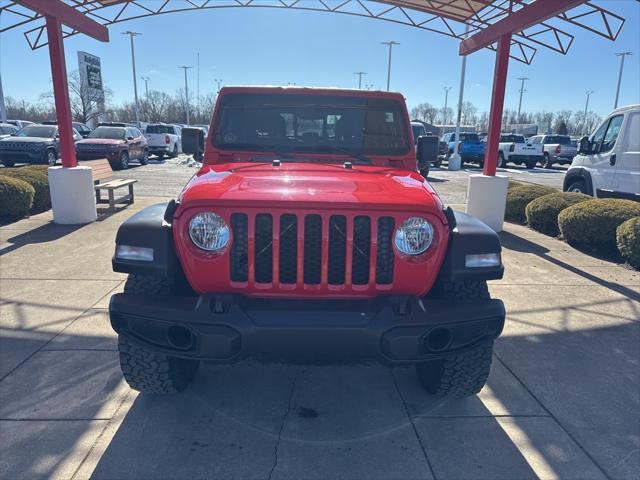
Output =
[
  {"x1": 416, "y1": 135, "x2": 439, "y2": 168},
  {"x1": 578, "y1": 136, "x2": 591, "y2": 155},
  {"x1": 182, "y1": 127, "x2": 205, "y2": 161}
]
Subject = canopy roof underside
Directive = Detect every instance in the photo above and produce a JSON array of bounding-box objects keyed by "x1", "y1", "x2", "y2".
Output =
[{"x1": 0, "y1": 0, "x2": 628, "y2": 64}]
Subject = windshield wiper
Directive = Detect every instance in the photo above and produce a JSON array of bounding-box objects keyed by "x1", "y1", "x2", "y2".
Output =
[
  {"x1": 299, "y1": 146, "x2": 372, "y2": 164},
  {"x1": 221, "y1": 143, "x2": 293, "y2": 159}
]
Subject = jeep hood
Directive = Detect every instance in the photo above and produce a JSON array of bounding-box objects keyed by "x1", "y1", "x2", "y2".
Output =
[
  {"x1": 76, "y1": 138, "x2": 123, "y2": 145},
  {"x1": 178, "y1": 162, "x2": 444, "y2": 214}
]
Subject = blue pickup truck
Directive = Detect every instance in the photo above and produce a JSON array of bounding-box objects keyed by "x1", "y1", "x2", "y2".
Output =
[{"x1": 443, "y1": 132, "x2": 486, "y2": 167}]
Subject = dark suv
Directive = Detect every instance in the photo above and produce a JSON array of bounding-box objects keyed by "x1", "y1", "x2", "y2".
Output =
[
  {"x1": 76, "y1": 125, "x2": 148, "y2": 170},
  {"x1": 0, "y1": 124, "x2": 79, "y2": 167}
]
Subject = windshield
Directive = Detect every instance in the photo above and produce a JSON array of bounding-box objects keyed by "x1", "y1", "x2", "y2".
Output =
[
  {"x1": 411, "y1": 124, "x2": 426, "y2": 143},
  {"x1": 460, "y1": 133, "x2": 479, "y2": 142},
  {"x1": 213, "y1": 93, "x2": 410, "y2": 157},
  {"x1": 89, "y1": 127, "x2": 126, "y2": 140},
  {"x1": 146, "y1": 125, "x2": 174, "y2": 134},
  {"x1": 546, "y1": 135, "x2": 572, "y2": 145},
  {"x1": 16, "y1": 125, "x2": 56, "y2": 138}
]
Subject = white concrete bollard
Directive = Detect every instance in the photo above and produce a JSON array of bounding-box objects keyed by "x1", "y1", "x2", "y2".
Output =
[
  {"x1": 48, "y1": 166, "x2": 97, "y2": 224},
  {"x1": 465, "y1": 174, "x2": 509, "y2": 232},
  {"x1": 448, "y1": 153, "x2": 462, "y2": 171}
]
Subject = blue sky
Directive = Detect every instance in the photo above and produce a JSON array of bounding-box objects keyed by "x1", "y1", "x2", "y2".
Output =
[{"x1": 1, "y1": 0, "x2": 638, "y2": 117}]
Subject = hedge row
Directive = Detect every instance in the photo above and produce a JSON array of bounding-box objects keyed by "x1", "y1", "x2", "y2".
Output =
[
  {"x1": 1, "y1": 167, "x2": 51, "y2": 213},
  {"x1": 559, "y1": 199, "x2": 640, "y2": 255},
  {"x1": 505, "y1": 183, "x2": 556, "y2": 224},
  {"x1": 505, "y1": 182, "x2": 640, "y2": 269},
  {"x1": 0, "y1": 176, "x2": 35, "y2": 222},
  {"x1": 0, "y1": 166, "x2": 51, "y2": 223},
  {"x1": 617, "y1": 217, "x2": 640, "y2": 269}
]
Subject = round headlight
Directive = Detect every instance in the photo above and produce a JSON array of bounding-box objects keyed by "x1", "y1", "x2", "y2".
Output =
[
  {"x1": 188, "y1": 212, "x2": 230, "y2": 251},
  {"x1": 394, "y1": 217, "x2": 434, "y2": 255}
]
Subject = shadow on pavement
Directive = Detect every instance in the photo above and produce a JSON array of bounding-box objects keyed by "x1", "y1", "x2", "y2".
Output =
[
  {"x1": 500, "y1": 231, "x2": 640, "y2": 302},
  {"x1": 0, "y1": 223, "x2": 85, "y2": 256}
]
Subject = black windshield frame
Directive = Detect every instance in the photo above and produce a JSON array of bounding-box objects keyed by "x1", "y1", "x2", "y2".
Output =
[{"x1": 212, "y1": 93, "x2": 411, "y2": 157}]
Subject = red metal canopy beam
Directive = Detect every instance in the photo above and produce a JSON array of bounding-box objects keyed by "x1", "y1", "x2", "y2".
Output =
[
  {"x1": 15, "y1": 0, "x2": 109, "y2": 41},
  {"x1": 15, "y1": 0, "x2": 109, "y2": 168},
  {"x1": 460, "y1": 0, "x2": 588, "y2": 56}
]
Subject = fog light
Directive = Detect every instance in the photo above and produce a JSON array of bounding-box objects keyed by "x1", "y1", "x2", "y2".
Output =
[
  {"x1": 116, "y1": 245, "x2": 154, "y2": 262},
  {"x1": 465, "y1": 253, "x2": 501, "y2": 268}
]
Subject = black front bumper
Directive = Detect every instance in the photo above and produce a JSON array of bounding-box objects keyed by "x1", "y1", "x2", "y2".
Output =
[{"x1": 110, "y1": 294, "x2": 505, "y2": 364}]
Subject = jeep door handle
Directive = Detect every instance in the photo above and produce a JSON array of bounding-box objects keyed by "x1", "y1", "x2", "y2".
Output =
[{"x1": 610, "y1": 154, "x2": 617, "y2": 166}]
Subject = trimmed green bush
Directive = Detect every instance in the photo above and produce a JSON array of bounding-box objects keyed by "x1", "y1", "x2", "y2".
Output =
[
  {"x1": 525, "y1": 192, "x2": 591, "y2": 236},
  {"x1": 558, "y1": 199, "x2": 640, "y2": 254},
  {"x1": 505, "y1": 184, "x2": 557, "y2": 224},
  {"x1": 0, "y1": 175, "x2": 35, "y2": 222},
  {"x1": 0, "y1": 167, "x2": 50, "y2": 213},
  {"x1": 617, "y1": 217, "x2": 640, "y2": 269}
]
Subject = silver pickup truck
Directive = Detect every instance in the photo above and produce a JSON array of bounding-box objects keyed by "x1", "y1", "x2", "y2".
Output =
[
  {"x1": 528, "y1": 134, "x2": 577, "y2": 168},
  {"x1": 497, "y1": 133, "x2": 543, "y2": 169}
]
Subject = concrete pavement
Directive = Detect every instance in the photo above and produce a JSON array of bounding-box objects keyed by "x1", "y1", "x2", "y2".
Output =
[{"x1": 0, "y1": 196, "x2": 638, "y2": 480}]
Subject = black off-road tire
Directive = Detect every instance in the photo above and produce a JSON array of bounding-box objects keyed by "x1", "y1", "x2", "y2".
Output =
[
  {"x1": 416, "y1": 279, "x2": 493, "y2": 397},
  {"x1": 439, "y1": 279, "x2": 490, "y2": 303},
  {"x1": 415, "y1": 342, "x2": 493, "y2": 397},
  {"x1": 118, "y1": 273, "x2": 199, "y2": 394},
  {"x1": 118, "y1": 336, "x2": 199, "y2": 394}
]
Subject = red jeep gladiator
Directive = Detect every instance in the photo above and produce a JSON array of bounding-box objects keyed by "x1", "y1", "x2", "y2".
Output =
[{"x1": 110, "y1": 87, "x2": 505, "y2": 397}]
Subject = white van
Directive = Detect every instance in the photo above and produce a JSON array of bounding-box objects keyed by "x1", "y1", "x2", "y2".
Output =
[{"x1": 563, "y1": 104, "x2": 639, "y2": 200}]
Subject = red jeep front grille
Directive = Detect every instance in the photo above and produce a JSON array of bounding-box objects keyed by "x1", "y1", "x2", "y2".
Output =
[{"x1": 229, "y1": 212, "x2": 395, "y2": 291}]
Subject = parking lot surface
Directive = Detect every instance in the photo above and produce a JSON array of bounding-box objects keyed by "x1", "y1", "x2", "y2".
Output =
[{"x1": 1, "y1": 165, "x2": 638, "y2": 480}]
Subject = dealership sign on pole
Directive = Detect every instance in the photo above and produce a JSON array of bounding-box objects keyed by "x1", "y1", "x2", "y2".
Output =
[{"x1": 77, "y1": 51, "x2": 104, "y2": 126}]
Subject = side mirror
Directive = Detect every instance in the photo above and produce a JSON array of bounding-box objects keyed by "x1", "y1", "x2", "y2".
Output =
[
  {"x1": 127, "y1": 136, "x2": 134, "y2": 141},
  {"x1": 416, "y1": 135, "x2": 439, "y2": 168},
  {"x1": 182, "y1": 127, "x2": 205, "y2": 161},
  {"x1": 578, "y1": 136, "x2": 591, "y2": 155}
]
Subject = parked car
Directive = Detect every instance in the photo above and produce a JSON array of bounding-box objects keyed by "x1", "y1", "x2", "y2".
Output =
[
  {"x1": 76, "y1": 125, "x2": 148, "y2": 169},
  {"x1": 443, "y1": 131, "x2": 486, "y2": 166},
  {"x1": 42, "y1": 120, "x2": 93, "y2": 139},
  {"x1": 563, "y1": 104, "x2": 639, "y2": 200},
  {"x1": 73, "y1": 122, "x2": 92, "y2": 138},
  {"x1": 497, "y1": 133, "x2": 543, "y2": 169},
  {"x1": 144, "y1": 123, "x2": 182, "y2": 159},
  {"x1": 6, "y1": 119, "x2": 34, "y2": 130},
  {"x1": 108, "y1": 86, "x2": 506, "y2": 398},
  {"x1": 0, "y1": 124, "x2": 80, "y2": 167},
  {"x1": 0, "y1": 123, "x2": 18, "y2": 139},
  {"x1": 528, "y1": 134, "x2": 577, "y2": 168}
]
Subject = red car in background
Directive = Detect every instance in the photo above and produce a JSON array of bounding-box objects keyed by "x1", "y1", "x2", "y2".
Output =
[{"x1": 76, "y1": 124, "x2": 149, "y2": 169}]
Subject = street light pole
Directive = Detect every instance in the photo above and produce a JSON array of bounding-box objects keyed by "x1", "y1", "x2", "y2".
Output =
[
  {"x1": 450, "y1": 24, "x2": 470, "y2": 170},
  {"x1": 122, "y1": 31, "x2": 141, "y2": 126},
  {"x1": 614, "y1": 52, "x2": 632, "y2": 109},
  {"x1": 381, "y1": 41, "x2": 399, "y2": 91},
  {"x1": 354, "y1": 71, "x2": 367, "y2": 89},
  {"x1": 583, "y1": 90, "x2": 594, "y2": 136},
  {"x1": 443, "y1": 86, "x2": 452, "y2": 124},
  {"x1": 141, "y1": 76, "x2": 150, "y2": 121},
  {"x1": 0, "y1": 73, "x2": 7, "y2": 124},
  {"x1": 516, "y1": 77, "x2": 529, "y2": 121},
  {"x1": 179, "y1": 66, "x2": 192, "y2": 125}
]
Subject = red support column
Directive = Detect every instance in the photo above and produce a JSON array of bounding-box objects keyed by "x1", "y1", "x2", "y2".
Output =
[
  {"x1": 45, "y1": 15, "x2": 77, "y2": 168},
  {"x1": 483, "y1": 34, "x2": 512, "y2": 176}
]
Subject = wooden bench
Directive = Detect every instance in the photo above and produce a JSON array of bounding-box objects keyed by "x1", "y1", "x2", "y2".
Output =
[{"x1": 81, "y1": 159, "x2": 137, "y2": 212}]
